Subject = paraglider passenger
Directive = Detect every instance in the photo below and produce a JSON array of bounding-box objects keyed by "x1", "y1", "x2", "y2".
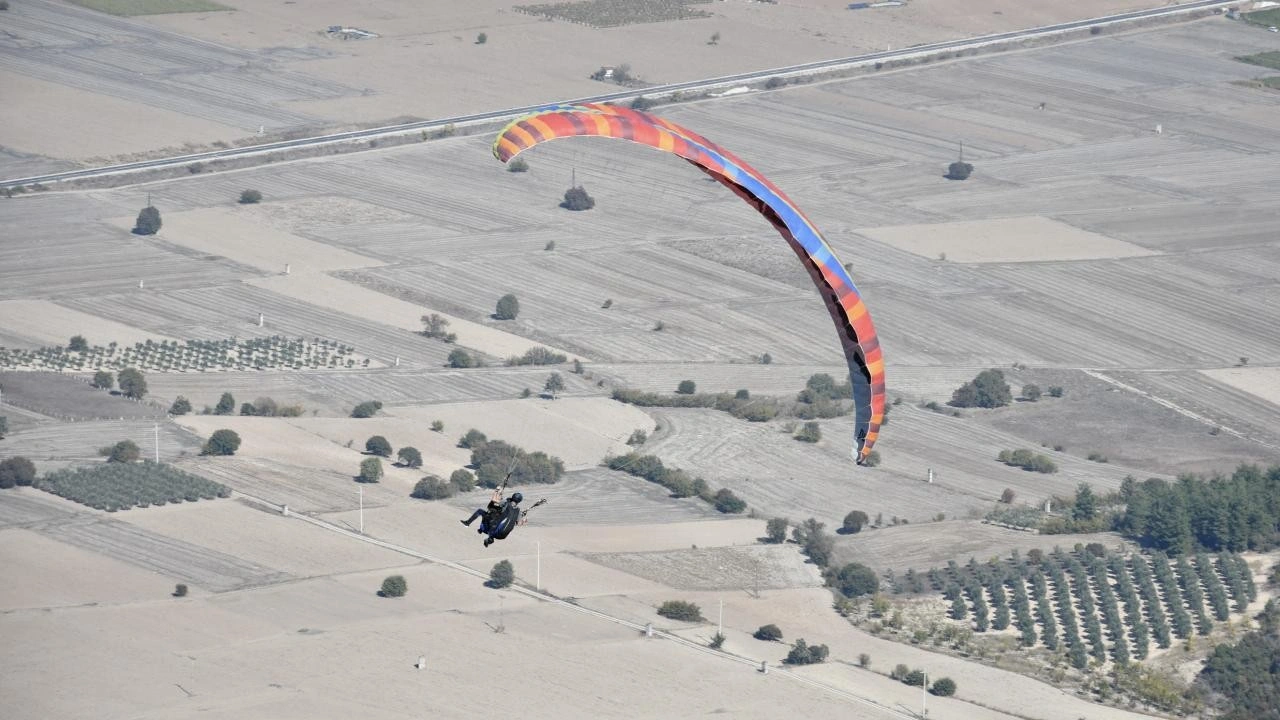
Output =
[{"x1": 461, "y1": 490, "x2": 523, "y2": 546}]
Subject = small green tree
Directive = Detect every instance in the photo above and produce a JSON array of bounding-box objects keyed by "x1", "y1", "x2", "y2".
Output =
[
  {"x1": 411, "y1": 475, "x2": 453, "y2": 499},
  {"x1": 450, "y1": 468, "x2": 477, "y2": 492},
  {"x1": 945, "y1": 161, "x2": 973, "y2": 180},
  {"x1": 358, "y1": 457, "x2": 383, "y2": 483},
  {"x1": 494, "y1": 293, "x2": 520, "y2": 320},
  {"x1": 431, "y1": 420, "x2": 445, "y2": 432},
  {"x1": 117, "y1": 367, "x2": 147, "y2": 399},
  {"x1": 365, "y1": 435, "x2": 392, "y2": 457},
  {"x1": 507, "y1": 157, "x2": 529, "y2": 173},
  {"x1": 476, "y1": 32, "x2": 488, "y2": 44},
  {"x1": 765, "y1": 517, "x2": 788, "y2": 544},
  {"x1": 107, "y1": 440, "x2": 141, "y2": 463},
  {"x1": 447, "y1": 348, "x2": 476, "y2": 368},
  {"x1": 351, "y1": 400, "x2": 383, "y2": 418},
  {"x1": 214, "y1": 392, "x2": 235, "y2": 415},
  {"x1": 858, "y1": 653, "x2": 871, "y2": 668},
  {"x1": 930, "y1": 677, "x2": 957, "y2": 696},
  {"x1": 561, "y1": 186, "x2": 595, "y2": 211},
  {"x1": 1000, "y1": 487, "x2": 1016, "y2": 504},
  {"x1": 904, "y1": 669, "x2": 926, "y2": 687},
  {"x1": 238, "y1": 189, "x2": 262, "y2": 204},
  {"x1": 754, "y1": 624, "x2": 783, "y2": 641},
  {"x1": 784, "y1": 639, "x2": 829, "y2": 665},
  {"x1": 173, "y1": 583, "x2": 188, "y2": 597},
  {"x1": 0, "y1": 457, "x2": 37, "y2": 488},
  {"x1": 1022, "y1": 384, "x2": 1041, "y2": 402},
  {"x1": 657, "y1": 600, "x2": 704, "y2": 621},
  {"x1": 169, "y1": 396, "x2": 192, "y2": 415},
  {"x1": 458, "y1": 429, "x2": 487, "y2": 449},
  {"x1": 68, "y1": 335, "x2": 88, "y2": 351},
  {"x1": 950, "y1": 369, "x2": 1011, "y2": 408},
  {"x1": 397, "y1": 446, "x2": 423, "y2": 468},
  {"x1": 675, "y1": 380, "x2": 697, "y2": 395},
  {"x1": 544, "y1": 372, "x2": 565, "y2": 399},
  {"x1": 832, "y1": 562, "x2": 879, "y2": 598},
  {"x1": 1048, "y1": 386, "x2": 1064, "y2": 398},
  {"x1": 713, "y1": 488, "x2": 747, "y2": 514},
  {"x1": 91, "y1": 370, "x2": 114, "y2": 390},
  {"x1": 841, "y1": 510, "x2": 869, "y2": 534},
  {"x1": 489, "y1": 560, "x2": 514, "y2": 588},
  {"x1": 0, "y1": 416, "x2": 7, "y2": 440},
  {"x1": 380, "y1": 575, "x2": 407, "y2": 597},
  {"x1": 201, "y1": 429, "x2": 241, "y2": 456},
  {"x1": 133, "y1": 205, "x2": 162, "y2": 235},
  {"x1": 1073, "y1": 483, "x2": 1097, "y2": 521}
]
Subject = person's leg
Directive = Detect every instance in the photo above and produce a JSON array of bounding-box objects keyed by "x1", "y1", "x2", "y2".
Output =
[{"x1": 461, "y1": 508, "x2": 485, "y2": 525}]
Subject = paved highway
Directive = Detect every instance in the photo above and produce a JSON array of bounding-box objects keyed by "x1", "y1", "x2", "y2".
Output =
[{"x1": 3, "y1": 0, "x2": 1232, "y2": 188}]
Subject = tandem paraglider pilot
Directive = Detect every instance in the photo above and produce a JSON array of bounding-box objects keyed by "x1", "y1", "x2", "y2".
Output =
[{"x1": 461, "y1": 489, "x2": 525, "y2": 547}]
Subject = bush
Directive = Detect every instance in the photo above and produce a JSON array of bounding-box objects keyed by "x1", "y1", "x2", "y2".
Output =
[
  {"x1": 450, "y1": 468, "x2": 477, "y2": 492},
  {"x1": 238, "y1": 189, "x2": 262, "y2": 204},
  {"x1": 169, "y1": 396, "x2": 192, "y2": 415},
  {"x1": 351, "y1": 400, "x2": 383, "y2": 418},
  {"x1": 380, "y1": 575, "x2": 407, "y2": 597},
  {"x1": 458, "y1": 429, "x2": 488, "y2": 449},
  {"x1": 630, "y1": 95, "x2": 657, "y2": 111},
  {"x1": 133, "y1": 205, "x2": 162, "y2": 235},
  {"x1": 0, "y1": 457, "x2": 37, "y2": 488},
  {"x1": 784, "y1": 639, "x2": 829, "y2": 665},
  {"x1": 951, "y1": 369, "x2": 1010, "y2": 408},
  {"x1": 842, "y1": 510, "x2": 869, "y2": 534},
  {"x1": 1022, "y1": 384, "x2": 1041, "y2": 401},
  {"x1": 489, "y1": 560, "x2": 514, "y2": 588},
  {"x1": 173, "y1": 583, "x2": 188, "y2": 597},
  {"x1": 0, "y1": 415, "x2": 6, "y2": 440},
  {"x1": 794, "y1": 421, "x2": 822, "y2": 443},
  {"x1": 765, "y1": 517, "x2": 788, "y2": 544},
  {"x1": 676, "y1": 380, "x2": 696, "y2": 395},
  {"x1": 858, "y1": 653, "x2": 871, "y2": 668},
  {"x1": 903, "y1": 669, "x2": 926, "y2": 687},
  {"x1": 411, "y1": 475, "x2": 454, "y2": 500},
  {"x1": 397, "y1": 446, "x2": 423, "y2": 468},
  {"x1": 544, "y1": 373, "x2": 565, "y2": 398},
  {"x1": 754, "y1": 624, "x2": 783, "y2": 641},
  {"x1": 930, "y1": 677, "x2": 957, "y2": 696},
  {"x1": 506, "y1": 346, "x2": 566, "y2": 366},
  {"x1": 832, "y1": 562, "x2": 879, "y2": 598},
  {"x1": 657, "y1": 600, "x2": 704, "y2": 622},
  {"x1": 213, "y1": 392, "x2": 235, "y2": 415},
  {"x1": 358, "y1": 457, "x2": 383, "y2": 483},
  {"x1": 713, "y1": 488, "x2": 747, "y2": 514},
  {"x1": 68, "y1": 335, "x2": 88, "y2": 351},
  {"x1": 201, "y1": 429, "x2": 241, "y2": 456},
  {"x1": 494, "y1": 293, "x2": 520, "y2": 320},
  {"x1": 365, "y1": 435, "x2": 392, "y2": 457},
  {"x1": 507, "y1": 156, "x2": 529, "y2": 172},
  {"x1": 765, "y1": 76, "x2": 787, "y2": 89},
  {"x1": 117, "y1": 367, "x2": 147, "y2": 399},
  {"x1": 945, "y1": 161, "x2": 973, "y2": 180},
  {"x1": 447, "y1": 348, "x2": 476, "y2": 368},
  {"x1": 476, "y1": 32, "x2": 487, "y2": 44},
  {"x1": 107, "y1": 440, "x2": 141, "y2": 463},
  {"x1": 561, "y1": 186, "x2": 595, "y2": 211},
  {"x1": 626, "y1": 429, "x2": 648, "y2": 446},
  {"x1": 708, "y1": 632, "x2": 725, "y2": 649},
  {"x1": 90, "y1": 370, "x2": 114, "y2": 390}
]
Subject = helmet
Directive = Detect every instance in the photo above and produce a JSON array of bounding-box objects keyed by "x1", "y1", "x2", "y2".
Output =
[{"x1": 510, "y1": 492, "x2": 524, "y2": 504}]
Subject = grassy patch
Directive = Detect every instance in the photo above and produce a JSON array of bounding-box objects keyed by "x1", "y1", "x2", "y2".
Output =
[
  {"x1": 67, "y1": 0, "x2": 232, "y2": 16},
  {"x1": 1243, "y1": 8, "x2": 1280, "y2": 27},
  {"x1": 1235, "y1": 51, "x2": 1280, "y2": 71},
  {"x1": 1233, "y1": 77, "x2": 1280, "y2": 91},
  {"x1": 39, "y1": 462, "x2": 230, "y2": 511}
]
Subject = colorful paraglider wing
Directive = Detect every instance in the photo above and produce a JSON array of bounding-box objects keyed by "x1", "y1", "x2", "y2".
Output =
[{"x1": 493, "y1": 105, "x2": 884, "y2": 462}]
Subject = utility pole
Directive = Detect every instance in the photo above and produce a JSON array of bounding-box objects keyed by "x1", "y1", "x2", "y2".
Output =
[{"x1": 923, "y1": 670, "x2": 928, "y2": 718}]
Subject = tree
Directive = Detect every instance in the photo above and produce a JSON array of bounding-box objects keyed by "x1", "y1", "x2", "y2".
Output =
[
  {"x1": 133, "y1": 205, "x2": 161, "y2": 235},
  {"x1": 107, "y1": 440, "x2": 141, "y2": 463},
  {"x1": 380, "y1": 575, "x2": 407, "y2": 597},
  {"x1": 544, "y1": 372, "x2": 565, "y2": 399},
  {"x1": 173, "y1": 583, "x2": 188, "y2": 597},
  {"x1": 494, "y1": 293, "x2": 520, "y2": 320},
  {"x1": 950, "y1": 369, "x2": 1011, "y2": 408},
  {"x1": 397, "y1": 446, "x2": 423, "y2": 468},
  {"x1": 507, "y1": 157, "x2": 529, "y2": 173},
  {"x1": 238, "y1": 189, "x2": 262, "y2": 204},
  {"x1": 930, "y1": 677, "x2": 957, "y2": 696},
  {"x1": 945, "y1": 161, "x2": 973, "y2": 180},
  {"x1": 784, "y1": 639, "x2": 829, "y2": 665},
  {"x1": 411, "y1": 475, "x2": 453, "y2": 500},
  {"x1": 117, "y1": 367, "x2": 147, "y2": 399},
  {"x1": 476, "y1": 32, "x2": 487, "y2": 44},
  {"x1": 68, "y1": 335, "x2": 88, "y2": 351},
  {"x1": 0, "y1": 457, "x2": 36, "y2": 488},
  {"x1": 754, "y1": 624, "x2": 783, "y2": 641},
  {"x1": 794, "y1": 421, "x2": 822, "y2": 443},
  {"x1": 169, "y1": 396, "x2": 192, "y2": 415},
  {"x1": 1073, "y1": 483, "x2": 1097, "y2": 521},
  {"x1": 833, "y1": 562, "x2": 879, "y2": 598},
  {"x1": 214, "y1": 392, "x2": 235, "y2": 415},
  {"x1": 351, "y1": 400, "x2": 383, "y2": 418},
  {"x1": 431, "y1": 420, "x2": 445, "y2": 432},
  {"x1": 458, "y1": 429, "x2": 487, "y2": 449},
  {"x1": 448, "y1": 348, "x2": 476, "y2": 368},
  {"x1": 841, "y1": 510, "x2": 869, "y2": 534},
  {"x1": 91, "y1": 370, "x2": 114, "y2": 390},
  {"x1": 489, "y1": 560, "x2": 514, "y2": 588},
  {"x1": 239, "y1": 402, "x2": 257, "y2": 416},
  {"x1": 1048, "y1": 385, "x2": 1064, "y2": 398},
  {"x1": 676, "y1": 380, "x2": 696, "y2": 395},
  {"x1": 765, "y1": 517, "x2": 788, "y2": 544},
  {"x1": 365, "y1": 435, "x2": 392, "y2": 457},
  {"x1": 450, "y1": 468, "x2": 477, "y2": 492},
  {"x1": 713, "y1": 488, "x2": 746, "y2": 514},
  {"x1": 1022, "y1": 384, "x2": 1041, "y2": 402},
  {"x1": 201, "y1": 429, "x2": 241, "y2": 456},
  {"x1": 709, "y1": 31, "x2": 721, "y2": 45},
  {"x1": 420, "y1": 313, "x2": 456, "y2": 342},
  {"x1": 0, "y1": 416, "x2": 6, "y2": 440},
  {"x1": 657, "y1": 600, "x2": 704, "y2": 621},
  {"x1": 358, "y1": 457, "x2": 383, "y2": 483},
  {"x1": 561, "y1": 186, "x2": 595, "y2": 211}
]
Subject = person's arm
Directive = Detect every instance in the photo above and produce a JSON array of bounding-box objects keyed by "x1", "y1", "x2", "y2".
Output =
[{"x1": 490, "y1": 489, "x2": 502, "y2": 504}]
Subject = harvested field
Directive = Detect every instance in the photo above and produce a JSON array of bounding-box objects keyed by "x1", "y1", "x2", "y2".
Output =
[
  {"x1": 66, "y1": 0, "x2": 233, "y2": 15},
  {"x1": 0, "y1": 419, "x2": 200, "y2": 463},
  {"x1": 857, "y1": 216, "x2": 1160, "y2": 263},
  {"x1": 0, "y1": 301, "x2": 161, "y2": 351},
  {"x1": 514, "y1": 0, "x2": 713, "y2": 28},
  {"x1": 0, "y1": 526, "x2": 179, "y2": 610},
  {"x1": 178, "y1": 457, "x2": 381, "y2": 514},
  {"x1": 0, "y1": 487, "x2": 81, "y2": 530},
  {"x1": 1202, "y1": 366, "x2": 1280, "y2": 409},
  {"x1": 0, "y1": 371, "x2": 165, "y2": 420},
  {"x1": 578, "y1": 544, "x2": 823, "y2": 591}
]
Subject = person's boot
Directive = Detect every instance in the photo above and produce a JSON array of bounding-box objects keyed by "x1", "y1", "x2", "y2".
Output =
[
  {"x1": 461, "y1": 518, "x2": 472, "y2": 526},
  {"x1": 484, "y1": 536, "x2": 494, "y2": 547}
]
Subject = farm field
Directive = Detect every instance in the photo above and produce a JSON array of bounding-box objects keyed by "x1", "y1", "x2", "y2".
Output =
[{"x1": 3, "y1": 13, "x2": 1280, "y2": 720}]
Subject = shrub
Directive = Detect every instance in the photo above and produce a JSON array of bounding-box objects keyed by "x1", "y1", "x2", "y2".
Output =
[
  {"x1": 201, "y1": 429, "x2": 241, "y2": 456},
  {"x1": 794, "y1": 421, "x2": 822, "y2": 443},
  {"x1": 945, "y1": 161, "x2": 973, "y2": 180},
  {"x1": 903, "y1": 669, "x2": 926, "y2": 687},
  {"x1": 561, "y1": 186, "x2": 595, "y2": 211},
  {"x1": 489, "y1": 560, "x2": 514, "y2": 588},
  {"x1": 169, "y1": 396, "x2": 192, "y2": 415},
  {"x1": 411, "y1": 475, "x2": 454, "y2": 500},
  {"x1": 476, "y1": 32, "x2": 487, "y2": 44},
  {"x1": 842, "y1": 510, "x2": 869, "y2": 533},
  {"x1": 676, "y1": 380, "x2": 696, "y2": 395},
  {"x1": 68, "y1": 335, "x2": 88, "y2": 351},
  {"x1": 238, "y1": 189, "x2": 262, "y2": 204},
  {"x1": 713, "y1": 488, "x2": 747, "y2": 514},
  {"x1": 951, "y1": 369, "x2": 1010, "y2": 408},
  {"x1": 754, "y1": 624, "x2": 783, "y2": 641},
  {"x1": 431, "y1": 420, "x2": 445, "y2": 432},
  {"x1": 458, "y1": 429, "x2": 488, "y2": 449},
  {"x1": 832, "y1": 562, "x2": 879, "y2": 598},
  {"x1": 1000, "y1": 487, "x2": 1016, "y2": 504},
  {"x1": 784, "y1": 639, "x2": 829, "y2": 665},
  {"x1": 708, "y1": 632, "x2": 725, "y2": 649},
  {"x1": 1022, "y1": 384, "x2": 1041, "y2": 401},
  {"x1": 448, "y1": 348, "x2": 476, "y2": 368},
  {"x1": 91, "y1": 370, "x2": 114, "y2": 390},
  {"x1": 507, "y1": 156, "x2": 529, "y2": 172},
  {"x1": 505, "y1": 346, "x2": 566, "y2": 366},
  {"x1": 107, "y1": 440, "x2": 141, "y2": 463},
  {"x1": 0, "y1": 457, "x2": 37, "y2": 488},
  {"x1": 1048, "y1": 386, "x2": 1064, "y2": 398},
  {"x1": 351, "y1": 400, "x2": 383, "y2": 418},
  {"x1": 450, "y1": 468, "x2": 477, "y2": 492},
  {"x1": 173, "y1": 583, "x2": 188, "y2": 597},
  {"x1": 397, "y1": 446, "x2": 423, "y2": 468},
  {"x1": 133, "y1": 205, "x2": 161, "y2": 234},
  {"x1": 0, "y1": 415, "x2": 6, "y2": 440},
  {"x1": 544, "y1": 372, "x2": 565, "y2": 398},
  {"x1": 365, "y1": 435, "x2": 392, "y2": 457},
  {"x1": 626, "y1": 429, "x2": 648, "y2": 446},
  {"x1": 630, "y1": 95, "x2": 657, "y2": 111},
  {"x1": 214, "y1": 392, "x2": 235, "y2": 415},
  {"x1": 657, "y1": 600, "x2": 704, "y2": 622},
  {"x1": 358, "y1": 457, "x2": 383, "y2": 483},
  {"x1": 765, "y1": 517, "x2": 788, "y2": 544},
  {"x1": 117, "y1": 367, "x2": 147, "y2": 399},
  {"x1": 380, "y1": 575, "x2": 407, "y2": 597},
  {"x1": 930, "y1": 677, "x2": 957, "y2": 696},
  {"x1": 494, "y1": 293, "x2": 520, "y2": 320},
  {"x1": 765, "y1": 76, "x2": 787, "y2": 89}
]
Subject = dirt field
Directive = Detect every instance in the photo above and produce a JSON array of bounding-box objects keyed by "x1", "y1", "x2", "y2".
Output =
[
  {"x1": 858, "y1": 215, "x2": 1161, "y2": 263},
  {"x1": 0, "y1": 299, "x2": 176, "y2": 347}
]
